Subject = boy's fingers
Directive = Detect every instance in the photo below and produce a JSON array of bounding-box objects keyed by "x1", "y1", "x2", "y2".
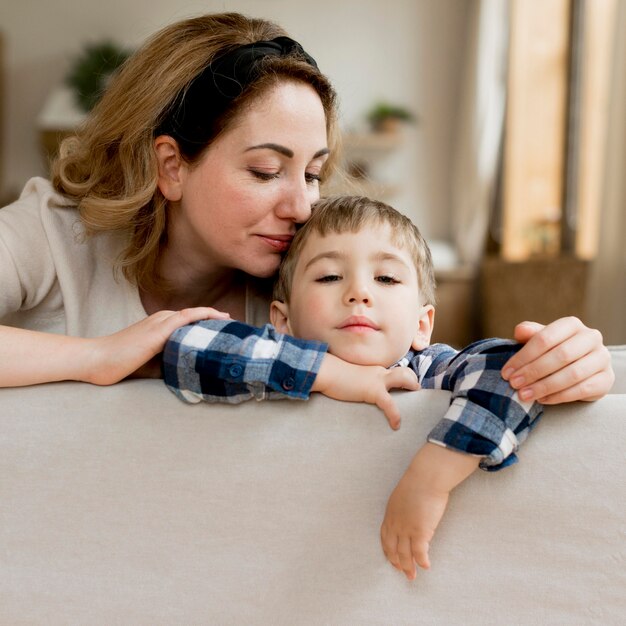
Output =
[
  {"x1": 411, "y1": 537, "x2": 431, "y2": 570},
  {"x1": 396, "y1": 537, "x2": 417, "y2": 581},
  {"x1": 386, "y1": 367, "x2": 419, "y2": 391},
  {"x1": 376, "y1": 392, "x2": 401, "y2": 430},
  {"x1": 381, "y1": 528, "x2": 404, "y2": 572},
  {"x1": 380, "y1": 528, "x2": 398, "y2": 564}
]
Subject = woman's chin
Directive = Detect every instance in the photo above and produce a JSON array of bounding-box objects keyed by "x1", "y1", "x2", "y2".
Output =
[{"x1": 243, "y1": 258, "x2": 281, "y2": 279}]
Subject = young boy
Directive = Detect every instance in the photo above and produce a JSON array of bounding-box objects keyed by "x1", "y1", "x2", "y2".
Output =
[{"x1": 163, "y1": 196, "x2": 542, "y2": 581}]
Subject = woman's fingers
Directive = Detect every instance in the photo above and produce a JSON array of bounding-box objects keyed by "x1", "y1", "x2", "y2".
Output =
[
  {"x1": 501, "y1": 317, "x2": 613, "y2": 402},
  {"x1": 159, "y1": 306, "x2": 230, "y2": 328},
  {"x1": 511, "y1": 320, "x2": 546, "y2": 344},
  {"x1": 503, "y1": 317, "x2": 585, "y2": 380},
  {"x1": 518, "y1": 348, "x2": 610, "y2": 402},
  {"x1": 537, "y1": 371, "x2": 614, "y2": 404},
  {"x1": 507, "y1": 327, "x2": 599, "y2": 390},
  {"x1": 144, "y1": 307, "x2": 231, "y2": 342}
]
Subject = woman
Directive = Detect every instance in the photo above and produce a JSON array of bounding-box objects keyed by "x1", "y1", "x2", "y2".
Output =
[{"x1": 0, "y1": 13, "x2": 614, "y2": 402}]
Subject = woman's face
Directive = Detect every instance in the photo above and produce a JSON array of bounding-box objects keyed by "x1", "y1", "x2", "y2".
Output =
[{"x1": 167, "y1": 81, "x2": 329, "y2": 278}]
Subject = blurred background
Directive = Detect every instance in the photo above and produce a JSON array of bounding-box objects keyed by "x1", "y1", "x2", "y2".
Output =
[{"x1": 1, "y1": 0, "x2": 624, "y2": 345}]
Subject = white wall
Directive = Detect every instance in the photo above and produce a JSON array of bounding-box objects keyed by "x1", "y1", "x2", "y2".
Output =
[{"x1": 0, "y1": 0, "x2": 468, "y2": 240}]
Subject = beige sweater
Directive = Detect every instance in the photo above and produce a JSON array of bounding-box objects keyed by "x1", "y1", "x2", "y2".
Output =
[{"x1": 0, "y1": 178, "x2": 270, "y2": 337}]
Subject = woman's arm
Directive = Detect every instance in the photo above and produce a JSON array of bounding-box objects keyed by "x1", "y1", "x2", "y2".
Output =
[
  {"x1": 0, "y1": 308, "x2": 229, "y2": 387},
  {"x1": 501, "y1": 317, "x2": 614, "y2": 404}
]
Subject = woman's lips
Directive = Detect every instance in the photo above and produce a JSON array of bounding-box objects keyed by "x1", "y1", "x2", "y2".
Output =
[
  {"x1": 257, "y1": 234, "x2": 293, "y2": 252},
  {"x1": 337, "y1": 316, "x2": 380, "y2": 332}
]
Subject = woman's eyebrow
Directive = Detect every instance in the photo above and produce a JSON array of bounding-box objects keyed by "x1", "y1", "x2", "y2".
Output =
[{"x1": 245, "y1": 143, "x2": 329, "y2": 159}]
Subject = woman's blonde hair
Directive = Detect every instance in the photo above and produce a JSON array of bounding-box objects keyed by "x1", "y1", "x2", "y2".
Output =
[
  {"x1": 52, "y1": 13, "x2": 340, "y2": 293},
  {"x1": 274, "y1": 196, "x2": 437, "y2": 306}
]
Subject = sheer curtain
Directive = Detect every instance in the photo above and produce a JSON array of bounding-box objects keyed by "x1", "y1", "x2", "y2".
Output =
[
  {"x1": 450, "y1": 0, "x2": 509, "y2": 268},
  {"x1": 588, "y1": 0, "x2": 626, "y2": 345}
]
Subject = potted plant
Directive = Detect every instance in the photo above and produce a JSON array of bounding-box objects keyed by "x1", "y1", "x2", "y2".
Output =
[
  {"x1": 366, "y1": 102, "x2": 417, "y2": 133},
  {"x1": 66, "y1": 40, "x2": 131, "y2": 112}
]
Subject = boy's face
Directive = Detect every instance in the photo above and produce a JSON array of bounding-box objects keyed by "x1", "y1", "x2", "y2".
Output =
[{"x1": 270, "y1": 223, "x2": 434, "y2": 367}]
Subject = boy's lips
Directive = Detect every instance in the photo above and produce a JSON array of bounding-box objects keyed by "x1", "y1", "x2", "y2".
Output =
[
  {"x1": 337, "y1": 316, "x2": 380, "y2": 332},
  {"x1": 257, "y1": 234, "x2": 293, "y2": 252}
]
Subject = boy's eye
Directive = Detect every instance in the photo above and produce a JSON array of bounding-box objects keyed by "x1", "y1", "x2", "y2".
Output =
[
  {"x1": 376, "y1": 275, "x2": 400, "y2": 285},
  {"x1": 316, "y1": 274, "x2": 341, "y2": 283},
  {"x1": 249, "y1": 169, "x2": 279, "y2": 181}
]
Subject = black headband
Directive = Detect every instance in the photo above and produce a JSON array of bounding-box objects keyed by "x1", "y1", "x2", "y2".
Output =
[{"x1": 157, "y1": 36, "x2": 318, "y2": 156}]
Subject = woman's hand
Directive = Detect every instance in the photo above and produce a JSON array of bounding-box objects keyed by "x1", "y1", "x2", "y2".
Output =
[
  {"x1": 85, "y1": 307, "x2": 230, "y2": 386},
  {"x1": 501, "y1": 317, "x2": 614, "y2": 404}
]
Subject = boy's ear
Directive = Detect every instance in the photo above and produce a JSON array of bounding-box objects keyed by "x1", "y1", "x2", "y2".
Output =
[
  {"x1": 154, "y1": 135, "x2": 185, "y2": 201},
  {"x1": 411, "y1": 304, "x2": 435, "y2": 351},
  {"x1": 270, "y1": 300, "x2": 292, "y2": 334}
]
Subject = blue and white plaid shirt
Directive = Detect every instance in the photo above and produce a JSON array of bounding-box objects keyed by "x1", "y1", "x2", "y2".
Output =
[{"x1": 163, "y1": 320, "x2": 542, "y2": 471}]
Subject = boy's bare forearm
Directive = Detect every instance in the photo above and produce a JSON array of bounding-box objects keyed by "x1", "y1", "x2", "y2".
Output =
[
  {"x1": 381, "y1": 443, "x2": 480, "y2": 579},
  {"x1": 404, "y1": 443, "x2": 480, "y2": 494}
]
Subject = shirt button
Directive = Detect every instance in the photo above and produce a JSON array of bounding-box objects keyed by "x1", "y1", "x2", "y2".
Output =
[
  {"x1": 282, "y1": 377, "x2": 295, "y2": 391},
  {"x1": 229, "y1": 364, "x2": 243, "y2": 378}
]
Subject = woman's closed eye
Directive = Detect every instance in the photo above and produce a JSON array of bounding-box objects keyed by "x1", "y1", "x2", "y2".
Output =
[
  {"x1": 248, "y1": 169, "x2": 321, "y2": 185},
  {"x1": 305, "y1": 172, "x2": 322, "y2": 185},
  {"x1": 248, "y1": 168, "x2": 279, "y2": 181}
]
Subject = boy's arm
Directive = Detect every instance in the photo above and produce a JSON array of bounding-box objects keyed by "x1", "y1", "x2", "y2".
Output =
[
  {"x1": 381, "y1": 443, "x2": 479, "y2": 580},
  {"x1": 163, "y1": 319, "x2": 326, "y2": 403},
  {"x1": 381, "y1": 339, "x2": 543, "y2": 579},
  {"x1": 312, "y1": 353, "x2": 419, "y2": 430},
  {"x1": 417, "y1": 339, "x2": 543, "y2": 470},
  {"x1": 163, "y1": 320, "x2": 418, "y2": 427}
]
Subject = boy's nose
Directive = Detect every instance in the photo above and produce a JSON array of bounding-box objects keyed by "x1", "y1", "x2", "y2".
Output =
[
  {"x1": 348, "y1": 294, "x2": 369, "y2": 304},
  {"x1": 345, "y1": 282, "x2": 371, "y2": 305}
]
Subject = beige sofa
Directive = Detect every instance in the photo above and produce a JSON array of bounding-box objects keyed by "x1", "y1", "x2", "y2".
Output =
[{"x1": 2, "y1": 348, "x2": 625, "y2": 624}]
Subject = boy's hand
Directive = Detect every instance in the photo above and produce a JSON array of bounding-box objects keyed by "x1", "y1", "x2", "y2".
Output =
[
  {"x1": 380, "y1": 443, "x2": 479, "y2": 579},
  {"x1": 312, "y1": 353, "x2": 420, "y2": 429},
  {"x1": 380, "y1": 467, "x2": 448, "y2": 579}
]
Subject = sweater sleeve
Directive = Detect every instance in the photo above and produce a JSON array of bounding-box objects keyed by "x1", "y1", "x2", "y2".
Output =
[
  {"x1": 411, "y1": 340, "x2": 543, "y2": 471},
  {"x1": 162, "y1": 319, "x2": 327, "y2": 404}
]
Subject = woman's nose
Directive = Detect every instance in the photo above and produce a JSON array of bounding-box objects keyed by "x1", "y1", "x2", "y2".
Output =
[{"x1": 276, "y1": 179, "x2": 315, "y2": 223}]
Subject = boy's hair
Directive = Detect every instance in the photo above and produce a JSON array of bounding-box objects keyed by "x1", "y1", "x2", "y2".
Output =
[{"x1": 274, "y1": 195, "x2": 436, "y2": 305}]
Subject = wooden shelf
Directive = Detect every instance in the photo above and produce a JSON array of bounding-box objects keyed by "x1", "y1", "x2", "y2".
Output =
[
  {"x1": 323, "y1": 177, "x2": 400, "y2": 201},
  {"x1": 342, "y1": 131, "x2": 403, "y2": 155},
  {"x1": 327, "y1": 130, "x2": 404, "y2": 201}
]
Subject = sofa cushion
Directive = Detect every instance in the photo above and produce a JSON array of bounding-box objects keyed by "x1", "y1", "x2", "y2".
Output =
[
  {"x1": 1, "y1": 380, "x2": 624, "y2": 623},
  {"x1": 609, "y1": 345, "x2": 626, "y2": 392}
]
